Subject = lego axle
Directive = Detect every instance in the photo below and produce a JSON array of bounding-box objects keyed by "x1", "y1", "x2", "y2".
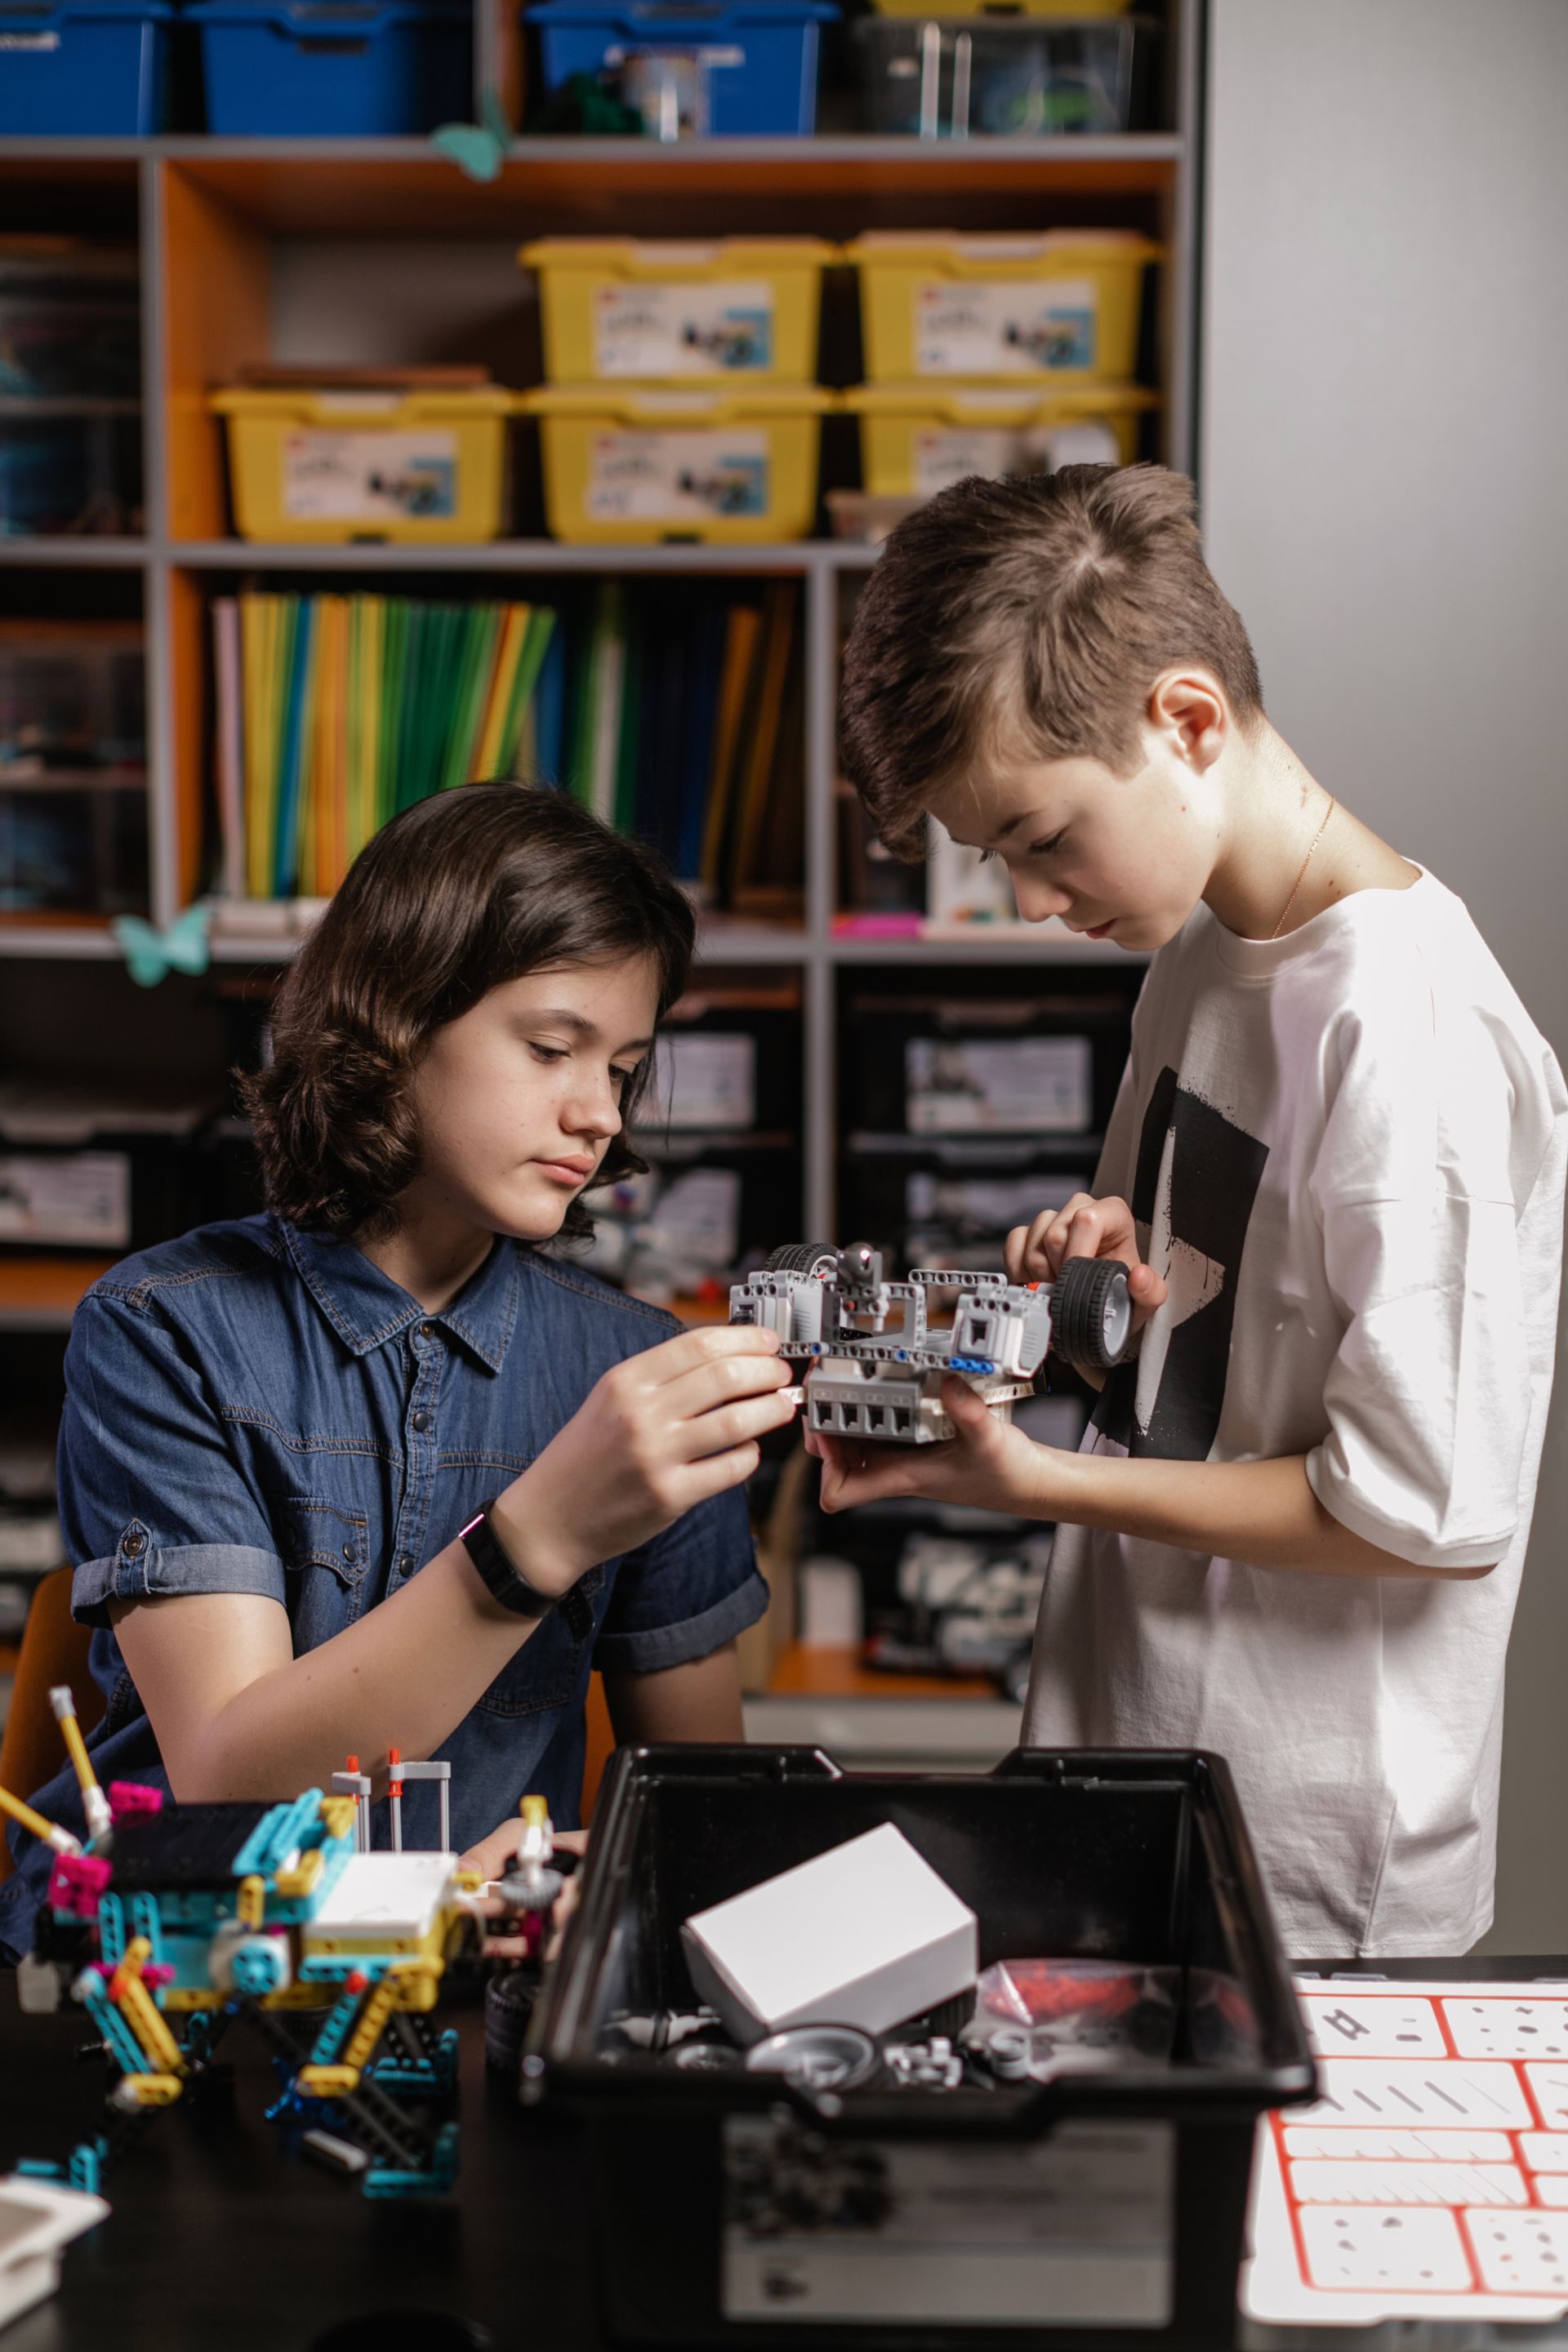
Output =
[{"x1": 731, "y1": 1243, "x2": 1133, "y2": 1445}]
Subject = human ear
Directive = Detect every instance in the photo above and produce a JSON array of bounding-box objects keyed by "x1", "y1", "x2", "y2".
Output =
[{"x1": 1146, "y1": 669, "x2": 1227, "y2": 770}]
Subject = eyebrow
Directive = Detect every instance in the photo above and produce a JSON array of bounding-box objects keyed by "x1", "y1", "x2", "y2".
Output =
[{"x1": 530, "y1": 1008, "x2": 655, "y2": 1054}]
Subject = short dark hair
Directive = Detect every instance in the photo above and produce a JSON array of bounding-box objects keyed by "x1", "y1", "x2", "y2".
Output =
[
  {"x1": 840, "y1": 464, "x2": 1265, "y2": 855},
  {"x1": 243, "y1": 782, "x2": 695, "y2": 1242}
]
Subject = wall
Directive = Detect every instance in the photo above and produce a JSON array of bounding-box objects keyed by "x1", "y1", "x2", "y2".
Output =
[{"x1": 1201, "y1": 0, "x2": 1568, "y2": 1949}]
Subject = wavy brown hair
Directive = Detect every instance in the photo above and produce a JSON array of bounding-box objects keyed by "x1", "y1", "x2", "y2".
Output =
[{"x1": 242, "y1": 782, "x2": 695, "y2": 1242}]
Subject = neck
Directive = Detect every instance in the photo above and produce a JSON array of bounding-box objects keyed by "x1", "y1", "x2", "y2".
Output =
[
  {"x1": 1203, "y1": 723, "x2": 1335, "y2": 941},
  {"x1": 357, "y1": 1195, "x2": 497, "y2": 1315}
]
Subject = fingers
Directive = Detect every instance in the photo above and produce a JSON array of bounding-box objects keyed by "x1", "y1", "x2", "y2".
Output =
[
  {"x1": 817, "y1": 1444, "x2": 915, "y2": 1514},
  {"x1": 675, "y1": 1437, "x2": 763, "y2": 1507},
  {"x1": 1129, "y1": 1261, "x2": 1169, "y2": 1311},
  {"x1": 644, "y1": 1321, "x2": 782, "y2": 1386},
  {"x1": 662, "y1": 1344, "x2": 798, "y2": 1420},
  {"x1": 676, "y1": 1386, "x2": 801, "y2": 1461}
]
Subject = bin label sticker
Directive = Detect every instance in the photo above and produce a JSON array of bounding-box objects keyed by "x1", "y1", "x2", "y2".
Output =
[
  {"x1": 915, "y1": 278, "x2": 1098, "y2": 374},
  {"x1": 722, "y1": 2115, "x2": 1174, "y2": 2326},
  {"x1": 906, "y1": 1034, "x2": 1093, "y2": 1134},
  {"x1": 586, "y1": 429, "x2": 768, "y2": 523},
  {"x1": 594, "y1": 281, "x2": 775, "y2": 376},
  {"x1": 911, "y1": 418, "x2": 1125, "y2": 496},
  {"x1": 0, "y1": 29, "x2": 59, "y2": 45},
  {"x1": 0, "y1": 1152, "x2": 130, "y2": 1248},
  {"x1": 281, "y1": 430, "x2": 458, "y2": 523}
]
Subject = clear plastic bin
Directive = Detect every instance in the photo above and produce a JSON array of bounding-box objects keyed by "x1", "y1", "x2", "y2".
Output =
[
  {"x1": 848, "y1": 229, "x2": 1161, "y2": 383},
  {"x1": 522, "y1": 238, "x2": 838, "y2": 384},
  {"x1": 856, "y1": 12, "x2": 1143, "y2": 136},
  {"x1": 0, "y1": 623, "x2": 145, "y2": 784},
  {"x1": 526, "y1": 384, "x2": 832, "y2": 544},
  {"x1": 845, "y1": 381, "x2": 1159, "y2": 498},
  {"x1": 0, "y1": 412, "x2": 142, "y2": 537},
  {"x1": 210, "y1": 384, "x2": 515, "y2": 543},
  {"x1": 0, "y1": 786, "x2": 147, "y2": 914},
  {"x1": 0, "y1": 251, "x2": 141, "y2": 401}
]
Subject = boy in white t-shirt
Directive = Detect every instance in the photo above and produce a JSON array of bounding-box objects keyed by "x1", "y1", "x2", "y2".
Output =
[{"x1": 826, "y1": 464, "x2": 1566, "y2": 1958}]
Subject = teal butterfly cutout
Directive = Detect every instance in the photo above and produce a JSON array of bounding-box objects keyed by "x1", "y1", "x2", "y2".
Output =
[
  {"x1": 431, "y1": 91, "x2": 513, "y2": 184},
  {"x1": 112, "y1": 902, "x2": 212, "y2": 988}
]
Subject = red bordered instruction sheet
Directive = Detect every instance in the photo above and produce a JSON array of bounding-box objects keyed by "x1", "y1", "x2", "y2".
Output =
[{"x1": 1244, "y1": 1978, "x2": 1568, "y2": 2324}]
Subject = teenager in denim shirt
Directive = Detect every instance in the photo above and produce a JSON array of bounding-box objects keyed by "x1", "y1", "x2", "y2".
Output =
[{"x1": 0, "y1": 785, "x2": 793, "y2": 1960}]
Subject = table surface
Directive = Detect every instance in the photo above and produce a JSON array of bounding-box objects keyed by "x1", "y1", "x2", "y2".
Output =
[{"x1": 8, "y1": 1960, "x2": 1568, "y2": 2352}]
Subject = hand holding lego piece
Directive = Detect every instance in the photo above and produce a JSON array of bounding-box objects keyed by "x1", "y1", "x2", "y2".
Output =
[
  {"x1": 489, "y1": 1323, "x2": 797, "y2": 1594},
  {"x1": 814, "y1": 1371, "x2": 1053, "y2": 1517},
  {"x1": 1004, "y1": 1191, "x2": 1167, "y2": 1339}
]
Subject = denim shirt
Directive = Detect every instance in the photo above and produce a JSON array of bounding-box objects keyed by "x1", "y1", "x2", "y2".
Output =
[{"x1": 0, "y1": 1214, "x2": 764, "y2": 1963}]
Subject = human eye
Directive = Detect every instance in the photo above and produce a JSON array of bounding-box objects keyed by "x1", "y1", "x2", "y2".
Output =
[
  {"x1": 528, "y1": 1040, "x2": 570, "y2": 1066},
  {"x1": 1028, "y1": 830, "x2": 1066, "y2": 858}
]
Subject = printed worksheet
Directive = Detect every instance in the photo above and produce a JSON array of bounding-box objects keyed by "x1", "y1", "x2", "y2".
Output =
[{"x1": 1244, "y1": 1980, "x2": 1568, "y2": 2324}]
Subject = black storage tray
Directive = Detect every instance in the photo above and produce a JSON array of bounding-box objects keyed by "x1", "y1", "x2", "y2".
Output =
[{"x1": 528, "y1": 1745, "x2": 1316, "y2": 2352}]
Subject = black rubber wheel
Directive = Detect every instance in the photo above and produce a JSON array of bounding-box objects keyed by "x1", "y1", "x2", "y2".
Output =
[
  {"x1": 1051, "y1": 1258, "x2": 1134, "y2": 1372},
  {"x1": 765, "y1": 1242, "x2": 840, "y2": 1277}
]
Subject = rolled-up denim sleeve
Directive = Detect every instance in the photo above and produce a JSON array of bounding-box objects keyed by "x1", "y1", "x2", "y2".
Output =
[
  {"x1": 592, "y1": 1484, "x2": 767, "y2": 1675},
  {"x1": 60, "y1": 1291, "x2": 285, "y2": 1629}
]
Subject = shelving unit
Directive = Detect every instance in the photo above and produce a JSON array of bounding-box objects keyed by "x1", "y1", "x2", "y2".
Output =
[{"x1": 0, "y1": 5, "x2": 1201, "y2": 1276}]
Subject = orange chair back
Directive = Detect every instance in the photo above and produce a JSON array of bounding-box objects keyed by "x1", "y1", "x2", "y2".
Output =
[{"x1": 0, "y1": 1566, "x2": 101, "y2": 1885}]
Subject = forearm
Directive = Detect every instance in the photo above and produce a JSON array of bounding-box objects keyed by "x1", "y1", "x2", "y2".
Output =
[
  {"x1": 1031, "y1": 1448, "x2": 1488, "y2": 1580},
  {"x1": 128, "y1": 1538, "x2": 538, "y2": 1803},
  {"x1": 603, "y1": 1641, "x2": 745, "y2": 1746}
]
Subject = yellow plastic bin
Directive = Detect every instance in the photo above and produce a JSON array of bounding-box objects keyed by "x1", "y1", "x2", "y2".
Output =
[
  {"x1": 521, "y1": 238, "x2": 839, "y2": 385},
  {"x1": 845, "y1": 381, "x2": 1159, "y2": 499},
  {"x1": 846, "y1": 230, "x2": 1161, "y2": 384},
  {"x1": 210, "y1": 384, "x2": 515, "y2": 542},
  {"x1": 525, "y1": 384, "x2": 834, "y2": 544}
]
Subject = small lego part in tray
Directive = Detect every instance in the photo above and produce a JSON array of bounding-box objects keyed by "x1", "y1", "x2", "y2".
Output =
[{"x1": 730, "y1": 1240, "x2": 1131, "y2": 1444}]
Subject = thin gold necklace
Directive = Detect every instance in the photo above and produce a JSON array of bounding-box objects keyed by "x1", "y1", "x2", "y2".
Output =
[{"x1": 1272, "y1": 792, "x2": 1336, "y2": 940}]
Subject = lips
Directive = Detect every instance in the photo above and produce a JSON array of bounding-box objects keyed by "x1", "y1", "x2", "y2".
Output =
[{"x1": 534, "y1": 1156, "x2": 595, "y2": 1183}]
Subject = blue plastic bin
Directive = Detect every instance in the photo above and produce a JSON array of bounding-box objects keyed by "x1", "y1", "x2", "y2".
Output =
[
  {"x1": 527, "y1": 0, "x2": 838, "y2": 136},
  {"x1": 0, "y1": 0, "x2": 170, "y2": 133},
  {"x1": 190, "y1": 0, "x2": 472, "y2": 134}
]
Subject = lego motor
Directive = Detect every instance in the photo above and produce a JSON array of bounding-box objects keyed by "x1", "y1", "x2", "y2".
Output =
[{"x1": 730, "y1": 1242, "x2": 1132, "y2": 1446}]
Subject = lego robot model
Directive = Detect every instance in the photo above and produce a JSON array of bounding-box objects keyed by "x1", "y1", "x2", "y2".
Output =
[
  {"x1": 730, "y1": 1242, "x2": 1133, "y2": 1445},
  {"x1": 1, "y1": 1694, "x2": 566, "y2": 2200}
]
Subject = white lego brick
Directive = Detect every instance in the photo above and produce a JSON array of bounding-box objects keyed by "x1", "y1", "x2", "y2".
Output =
[
  {"x1": 0, "y1": 2176, "x2": 109, "y2": 2332},
  {"x1": 681, "y1": 1823, "x2": 977, "y2": 2047},
  {"x1": 306, "y1": 1851, "x2": 457, "y2": 1939}
]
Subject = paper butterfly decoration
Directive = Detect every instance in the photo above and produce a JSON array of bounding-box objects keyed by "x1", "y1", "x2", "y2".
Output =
[
  {"x1": 431, "y1": 91, "x2": 513, "y2": 184},
  {"x1": 112, "y1": 902, "x2": 212, "y2": 988}
]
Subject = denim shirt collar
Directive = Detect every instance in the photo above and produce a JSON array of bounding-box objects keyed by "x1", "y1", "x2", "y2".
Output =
[{"x1": 278, "y1": 1219, "x2": 519, "y2": 1372}]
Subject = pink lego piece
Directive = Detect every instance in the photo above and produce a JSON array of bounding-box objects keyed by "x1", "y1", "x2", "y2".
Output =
[
  {"x1": 49, "y1": 1851, "x2": 114, "y2": 1918},
  {"x1": 107, "y1": 1781, "x2": 164, "y2": 1821},
  {"x1": 142, "y1": 1964, "x2": 175, "y2": 1989}
]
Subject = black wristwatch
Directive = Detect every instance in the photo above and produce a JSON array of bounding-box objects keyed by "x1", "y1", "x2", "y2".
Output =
[{"x1": 459, "y1": 1499, "x2": 594, "y2": 1642}]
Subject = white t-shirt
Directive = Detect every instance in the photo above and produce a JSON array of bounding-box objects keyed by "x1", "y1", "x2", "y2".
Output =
[{"x1": 1022, "y1": 868, "x2": 1566, "y2": 1958}]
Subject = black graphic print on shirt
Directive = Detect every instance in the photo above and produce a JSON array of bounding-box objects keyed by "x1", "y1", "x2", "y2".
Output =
[{"x1": 1093, "y1": 1065, "x2": 1269, "y2": 1460}]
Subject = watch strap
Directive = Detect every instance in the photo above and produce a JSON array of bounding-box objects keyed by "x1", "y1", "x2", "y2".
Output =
[{"x1": 460, "y1": 1500, "x2": 594, "y2": 1642}]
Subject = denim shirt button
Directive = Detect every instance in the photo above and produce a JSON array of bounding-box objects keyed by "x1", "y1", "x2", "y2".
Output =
[
  {"x1": 419, "y1": 1322, "x2": 438, "y2": 1340},
  {"x1": 398, "y1": 1554, "x2": 414, "y2": 1577},
  {"x1": 122, "y1": 1530, "x2": 145, "y2": 1557},
  {"x1": 412, "y1": 1410, "x2": 430, "y2": 1433},
  {"x1": 341, "y1": 1543, "x2": 354, "y2": 1562}
]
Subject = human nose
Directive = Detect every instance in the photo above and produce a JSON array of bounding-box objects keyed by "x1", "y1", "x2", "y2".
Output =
[
  {"x1": 562, "y1": 1063, "x2": 623, "y2": 1142},
  {"x1": 1012, "y1": 871, "x2": 1073, "y2": 923}
]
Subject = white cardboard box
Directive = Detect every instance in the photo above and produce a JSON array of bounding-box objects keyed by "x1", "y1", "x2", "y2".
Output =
[{"x1": 680, "y1": 1823, "x2": 978, "y2": 2046}]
